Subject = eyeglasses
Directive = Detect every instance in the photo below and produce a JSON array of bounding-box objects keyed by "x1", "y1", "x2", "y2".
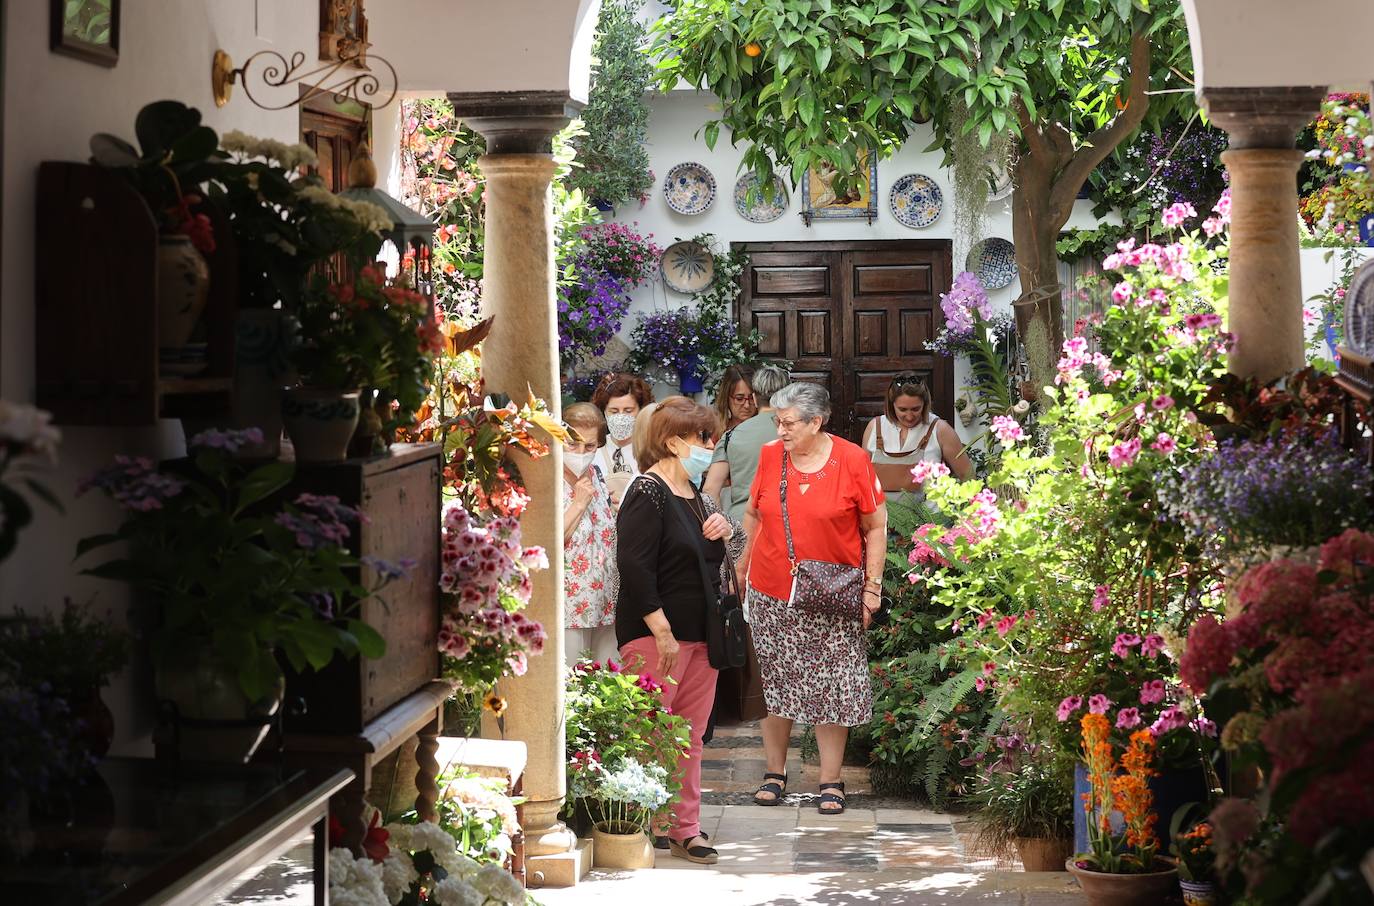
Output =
[
  {"x1": 730, "y1": 393, "x2": 756, "y2": 404},
  {"x1": 772, "y1": 416, "x2": 809, "y2": 430}
]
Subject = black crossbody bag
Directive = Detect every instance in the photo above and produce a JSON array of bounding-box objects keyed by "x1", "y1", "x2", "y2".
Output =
[{"x1": 654, "y1": 476, "x2": 747, "y2": 670}]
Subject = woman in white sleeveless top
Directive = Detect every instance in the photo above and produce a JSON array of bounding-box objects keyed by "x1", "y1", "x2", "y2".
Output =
[{"x1": 861, "y1": 373, "x2": 972, "y2": 505}]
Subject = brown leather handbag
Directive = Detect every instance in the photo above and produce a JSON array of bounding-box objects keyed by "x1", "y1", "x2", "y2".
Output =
[
  {"x1": 871, "y1": 419, "x2": 939, "y2": 493},
  {"x1": 780, "y1": 452, "x2": 864, "y2": 622}
]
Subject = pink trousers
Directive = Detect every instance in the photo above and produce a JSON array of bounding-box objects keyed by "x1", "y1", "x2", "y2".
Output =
[{"x1": 618, "y1": 637, "x2": 718, "y2": 842}]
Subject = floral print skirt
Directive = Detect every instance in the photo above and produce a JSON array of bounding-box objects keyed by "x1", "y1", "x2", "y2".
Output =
[{"x1": 747, "y1": 587, "x2": 873, "y2": 727}]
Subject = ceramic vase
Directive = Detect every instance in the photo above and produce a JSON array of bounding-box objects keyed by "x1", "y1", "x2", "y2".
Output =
[
  {"x1": 282, "y1": 388, "x2": 362, "y2": 463},
  {"x1": 1180, "y1": 878, "x2": 1219, "y2": 906},
  {"x1": 154, "y1": 657, "x2": 284, "y2": 764},
  {"x1": 678, "y1": 355, "x2": 705, "y2": 394},
  {"x1": 591, "y1": 826, "x2": 655, "y2": 870},
  {"x1": 157, "y1": 235, "x2": 211, "y2": 350},
  {"x1": 1066, "y1": 858, "x2": 1179, "y2": 906},
  {"x1": 1014, "y1": 837, "x2": 1072, "y2": 872}
]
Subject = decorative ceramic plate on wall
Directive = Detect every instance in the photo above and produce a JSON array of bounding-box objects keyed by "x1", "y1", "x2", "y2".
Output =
[
  {"x1": 734, "y1": 172, "x2": 789, "y2": 223},
  {"x1": 967, "y1": 238, "x2": 1018, "y2": 289},
  {"x1": 663, "y1": 162, "x2": 716, "y2": 215},
  {"x1": 988, "y1": 164, "x2": 1014, "y2": 201},
  {"x1": 888, "y1": 173, "x2": 943, "y2": 228},
  {"x1": 661, "y1": 240, "x2": 715, "y2": 294}
]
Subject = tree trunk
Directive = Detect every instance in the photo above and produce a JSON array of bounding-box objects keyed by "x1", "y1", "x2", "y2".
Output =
[{"x1": 1009, "y1": 151, "x2": 1066, "y2": 399}]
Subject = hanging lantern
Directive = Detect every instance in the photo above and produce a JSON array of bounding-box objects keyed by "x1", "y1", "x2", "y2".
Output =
[{"x1": 340, "y1": 144, "x2": 436, "y2": 307}]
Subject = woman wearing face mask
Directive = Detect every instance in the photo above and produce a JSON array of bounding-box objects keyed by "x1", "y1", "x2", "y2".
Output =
[
  {"x1": 562, "y1": 403, "x2": 619, "y2": 668},
  {"x1": 592, "y1": 372, "x2": 655, "y2": 510},
  {"x1": 616, "y1": 396, "x2": 733, "y2": 864}
]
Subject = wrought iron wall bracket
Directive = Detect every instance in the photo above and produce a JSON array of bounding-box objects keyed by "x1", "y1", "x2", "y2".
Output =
[{"x1": 211, "y1": 47, "x2": 397, "y2": 111}]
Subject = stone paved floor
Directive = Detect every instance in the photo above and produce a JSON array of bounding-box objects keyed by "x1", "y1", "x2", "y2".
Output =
[{"x1": 535, "y1": 724, "x2": 1085, "y2": 905}]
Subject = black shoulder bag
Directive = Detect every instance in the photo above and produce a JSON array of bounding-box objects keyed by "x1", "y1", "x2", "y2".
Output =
[{"x1": 655, "y1": 476, "x2": 747, "y2": 669}]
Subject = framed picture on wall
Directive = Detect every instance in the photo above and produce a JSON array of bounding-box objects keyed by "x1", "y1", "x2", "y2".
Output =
[
  {"x1": 50, "y1": 0, "x2": 119, "y2": 67},
  {"x1": 801, "y1": 153, "x2": 878, "y2": 225}
]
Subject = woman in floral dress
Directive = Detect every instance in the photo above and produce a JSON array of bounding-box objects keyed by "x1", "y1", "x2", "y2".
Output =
[{"x1": 562, "y1": 403, "x2": 619, "y2": 667}]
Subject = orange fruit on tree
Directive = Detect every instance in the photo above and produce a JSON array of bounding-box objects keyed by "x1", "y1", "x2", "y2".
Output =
[{"x1": 744, "y1": 42, "x2": 762, "y2": 57}]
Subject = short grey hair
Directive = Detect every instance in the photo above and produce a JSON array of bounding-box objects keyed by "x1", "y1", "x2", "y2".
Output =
[
  {"x1": 770, "y1": 382, "x2": 831, "y2": 425},
  {"x1": 751, "y1": 364, "x2": 791, "y2": 401}
]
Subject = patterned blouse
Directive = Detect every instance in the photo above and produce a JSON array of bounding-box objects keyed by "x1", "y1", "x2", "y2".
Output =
[{"x1": 563, "y1": 466, "x2": 618, "y2": 629}]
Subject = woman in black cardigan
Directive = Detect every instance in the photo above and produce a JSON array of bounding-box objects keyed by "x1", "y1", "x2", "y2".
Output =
[{"x1": 616, "y1": 396, "x2": 733, "y2": 865}]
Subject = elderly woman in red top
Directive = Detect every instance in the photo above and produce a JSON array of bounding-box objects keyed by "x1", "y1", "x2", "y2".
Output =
[{"x1": 734, "y1": 382, "x2": 887, "y2": 815}]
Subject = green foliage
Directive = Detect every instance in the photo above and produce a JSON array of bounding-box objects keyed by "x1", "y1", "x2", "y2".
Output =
[
  {"x1": 1306, "y1": 247, "x2": 1364, "y2": 360},
  {"x1": 972, "y1": 758, "x2": 1075, "y2": 857},
  {"x1": 1057, "y1": 223, "x2": 1134, "y2": 266},
  {"x1": 0, "y1": 602, "x2": 128, "y2": 696},
  {"x1": 569, "y1": 0, "x2": 655, "y2": 206},
  {"x1": 651, "y1": 0, "x2": 1192, "y2": 191},
  {"x1": 908, "y1": 222, "x2": 1232, "y2": 767},
  {"x1": 427, "y1": 766, "x2": 520, "y2": 864},
  {"x1": 854, "y1": 500, "x2": 1002, "y2": 807},
  {"x1": 77, "y1": 436, "x2": 400, "y2": 701}
]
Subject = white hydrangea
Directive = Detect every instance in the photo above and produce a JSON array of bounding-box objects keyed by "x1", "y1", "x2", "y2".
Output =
[
  {"x1": 295, "y1": 185, "x2": 392, "y2": 234},
  {"x1": 327, "y1": 847, "x2": 388, "y2": 906},
  {"x1": 0, "y1": 400, "x2": 61, "y2": 461},
  {"x1": 221, "y1": 129, "x2": 318, "y2": 170},
  {"x1": 471, "y1": 863, "x2": 524, "y2": 906},
  {"x1": 381, "y1": 851, "x2": 420, "y2": 903},
  {"x1": 429, "y1": 876, "x2": 485, "y2": 906},
  {"x1": 383, "y1": 822, "x2": 413, "y2": 852}
]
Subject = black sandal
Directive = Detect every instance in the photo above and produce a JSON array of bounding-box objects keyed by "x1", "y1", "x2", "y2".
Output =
[
  {"x1": 655, "y1": 830, "x2": 707, "y2": 850},
  {"x1": 753, "y1": 772, "x2": 788, "y2": 806},
  {"x1": 818, "y1": 781, "x2": 846, "y2": 815},
  {"x1": 669, "y1": 834, "x2": 718, "y2": 864}
]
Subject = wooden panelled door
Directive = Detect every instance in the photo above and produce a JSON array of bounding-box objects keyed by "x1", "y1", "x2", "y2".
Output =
[{"x1": 737, "y1": 240, "x2": 954, "y2": 443}]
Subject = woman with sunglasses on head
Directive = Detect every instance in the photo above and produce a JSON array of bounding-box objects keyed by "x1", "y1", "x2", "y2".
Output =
[
  {"x1": 712, "y1": 364, "x2": 757, "y2": 432},
  {"x1": 734, "y1": 382, "x2": 887, "y2": 817},
  {"x1": 861, "y1": 373, "x2": 973, "y2": 505},
  {"x1": 591, "y1": 372, "x2": 655, "y2": 511},
  {"x1": 616, "y1": 396, "x2": 738, "y2": 864},
  {"x1": 561, "y1": 403, "x2": 619, "y2": 667}
]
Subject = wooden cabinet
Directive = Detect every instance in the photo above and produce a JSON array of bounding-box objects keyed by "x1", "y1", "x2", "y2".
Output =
[
  {"x1": 34, "y1": 162, "x2": 237, "y2": 425},
  {"x1": 281, "y1": 443, "x2": 443, "y2": 734}
]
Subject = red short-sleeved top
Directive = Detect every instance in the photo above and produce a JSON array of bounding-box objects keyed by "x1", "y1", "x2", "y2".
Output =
[{"x1": 746, "y1": 434, "x2": 883, "y2": 601}]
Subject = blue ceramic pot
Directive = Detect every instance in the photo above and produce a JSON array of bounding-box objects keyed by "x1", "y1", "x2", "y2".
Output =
[
  {"x1": 1073, "y1": 762, "x2": 1209, "y2": 855},
  {"x1": 678, "y1": 355, "x2": 705, "y2": 394}
]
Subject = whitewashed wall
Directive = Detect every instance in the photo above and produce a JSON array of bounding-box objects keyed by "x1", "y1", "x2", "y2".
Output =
[{"x1": 604, "y1": 90, "x2": 1109, "y2": 443}]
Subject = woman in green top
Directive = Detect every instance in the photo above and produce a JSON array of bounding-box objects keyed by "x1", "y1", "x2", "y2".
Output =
[{"x1": 702, "y1": 364, "x2": 791, "y2": 524}]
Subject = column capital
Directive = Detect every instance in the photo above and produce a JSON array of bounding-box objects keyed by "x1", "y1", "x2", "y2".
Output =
[
  {"x1": 1200, "y1": 86, "x2": 1327, "y2": 149},
  {"x1": 447, "y1": 90, "x2": 583, "y2": 154}
]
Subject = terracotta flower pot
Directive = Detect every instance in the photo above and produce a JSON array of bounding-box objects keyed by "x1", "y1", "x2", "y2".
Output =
[
  {"x1": 591, "y1": 825, "x2": 655, "y2": 870},
  {"x1": 1066, "y1": 857, "x2": 1179, "y2": 906},
  {"x1": 1014, "y1": 837, "x2": 1072, "y2": 871}
]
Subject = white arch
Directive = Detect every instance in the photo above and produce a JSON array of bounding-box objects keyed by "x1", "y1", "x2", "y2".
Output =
[
  {"x1": 1181, "y1": 0, "x2": 1374, "y2": 91},
  {"x1": 370, "y1": 0, "x2": 600, "y2": 101}
]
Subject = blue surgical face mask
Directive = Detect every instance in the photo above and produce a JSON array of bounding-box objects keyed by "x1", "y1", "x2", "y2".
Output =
[{"x1": 681, "y1": 444, "x2": 714, "y2": 484}]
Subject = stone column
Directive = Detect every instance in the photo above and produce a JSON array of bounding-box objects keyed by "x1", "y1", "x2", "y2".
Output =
[
  {"x1": 447, "y1": 90, "x2": 588, "y2": 888},
  {"x1": 1203, "y1": 87, "x2": 1327, "y2": 383}
]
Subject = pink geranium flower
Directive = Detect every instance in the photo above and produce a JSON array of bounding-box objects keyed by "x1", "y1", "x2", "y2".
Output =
[
  {"x1": 1140, "y1": 634, "x2": 1165, "y2": 659},
  {"x1": 1152, "y1": 433, "x2": 1178, "y2": 456},
  {"x1": 1116, "y1": 707, "x2": 1142, "y2": 729},
  {"x1": 1088, "y1": 694, "x2": 1113, "y2": 714},
  {"x1": 1162, "y1": 201, "x2": 1197, "y2": 227},
  {"x1": 1112, "y1": 633, "x2": 1143, "y2": 658},
  {"x1": 1056, "y1": 695, "x2": 1084, "y2": 721},
  {"x1": 1139, "y1": 679, "x2": 1167, "y2": 705}
]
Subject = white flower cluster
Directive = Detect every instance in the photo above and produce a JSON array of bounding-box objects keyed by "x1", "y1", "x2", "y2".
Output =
[
  {"x1": 595, "y1": 760, "x2": 672, "y2": 811},
  {"x1": 296, "y1": 185, "x2": 394, "y2": 235},
  {"x1": 221, "y1": 129, "x2": 319, "y2": 171},
  {"x1": 0, "y1": 400, "x2": 60, "y2": 462},
  {"x1": 329, "y1": 847, "x2": 388, "y2": 906},
  {"x1": 329, "y1": 816, "x2": 525, "y2": 906}
]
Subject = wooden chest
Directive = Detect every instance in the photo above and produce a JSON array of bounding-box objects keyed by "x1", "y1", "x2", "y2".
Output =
[{"x1": 282, "y1": 443, "x2": 442, "y2": 733}]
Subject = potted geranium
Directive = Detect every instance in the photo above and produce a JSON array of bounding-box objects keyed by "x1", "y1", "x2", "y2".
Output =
[
  {"x1": 285, "y1": 265, "x2": 442, "y2": 461},
  {"x1": 77, "y1": 427, "x2": 408, "y2": 761},
  {"x1": 1068, "y1": 713, "x2": 1179, "y2": 904}
]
